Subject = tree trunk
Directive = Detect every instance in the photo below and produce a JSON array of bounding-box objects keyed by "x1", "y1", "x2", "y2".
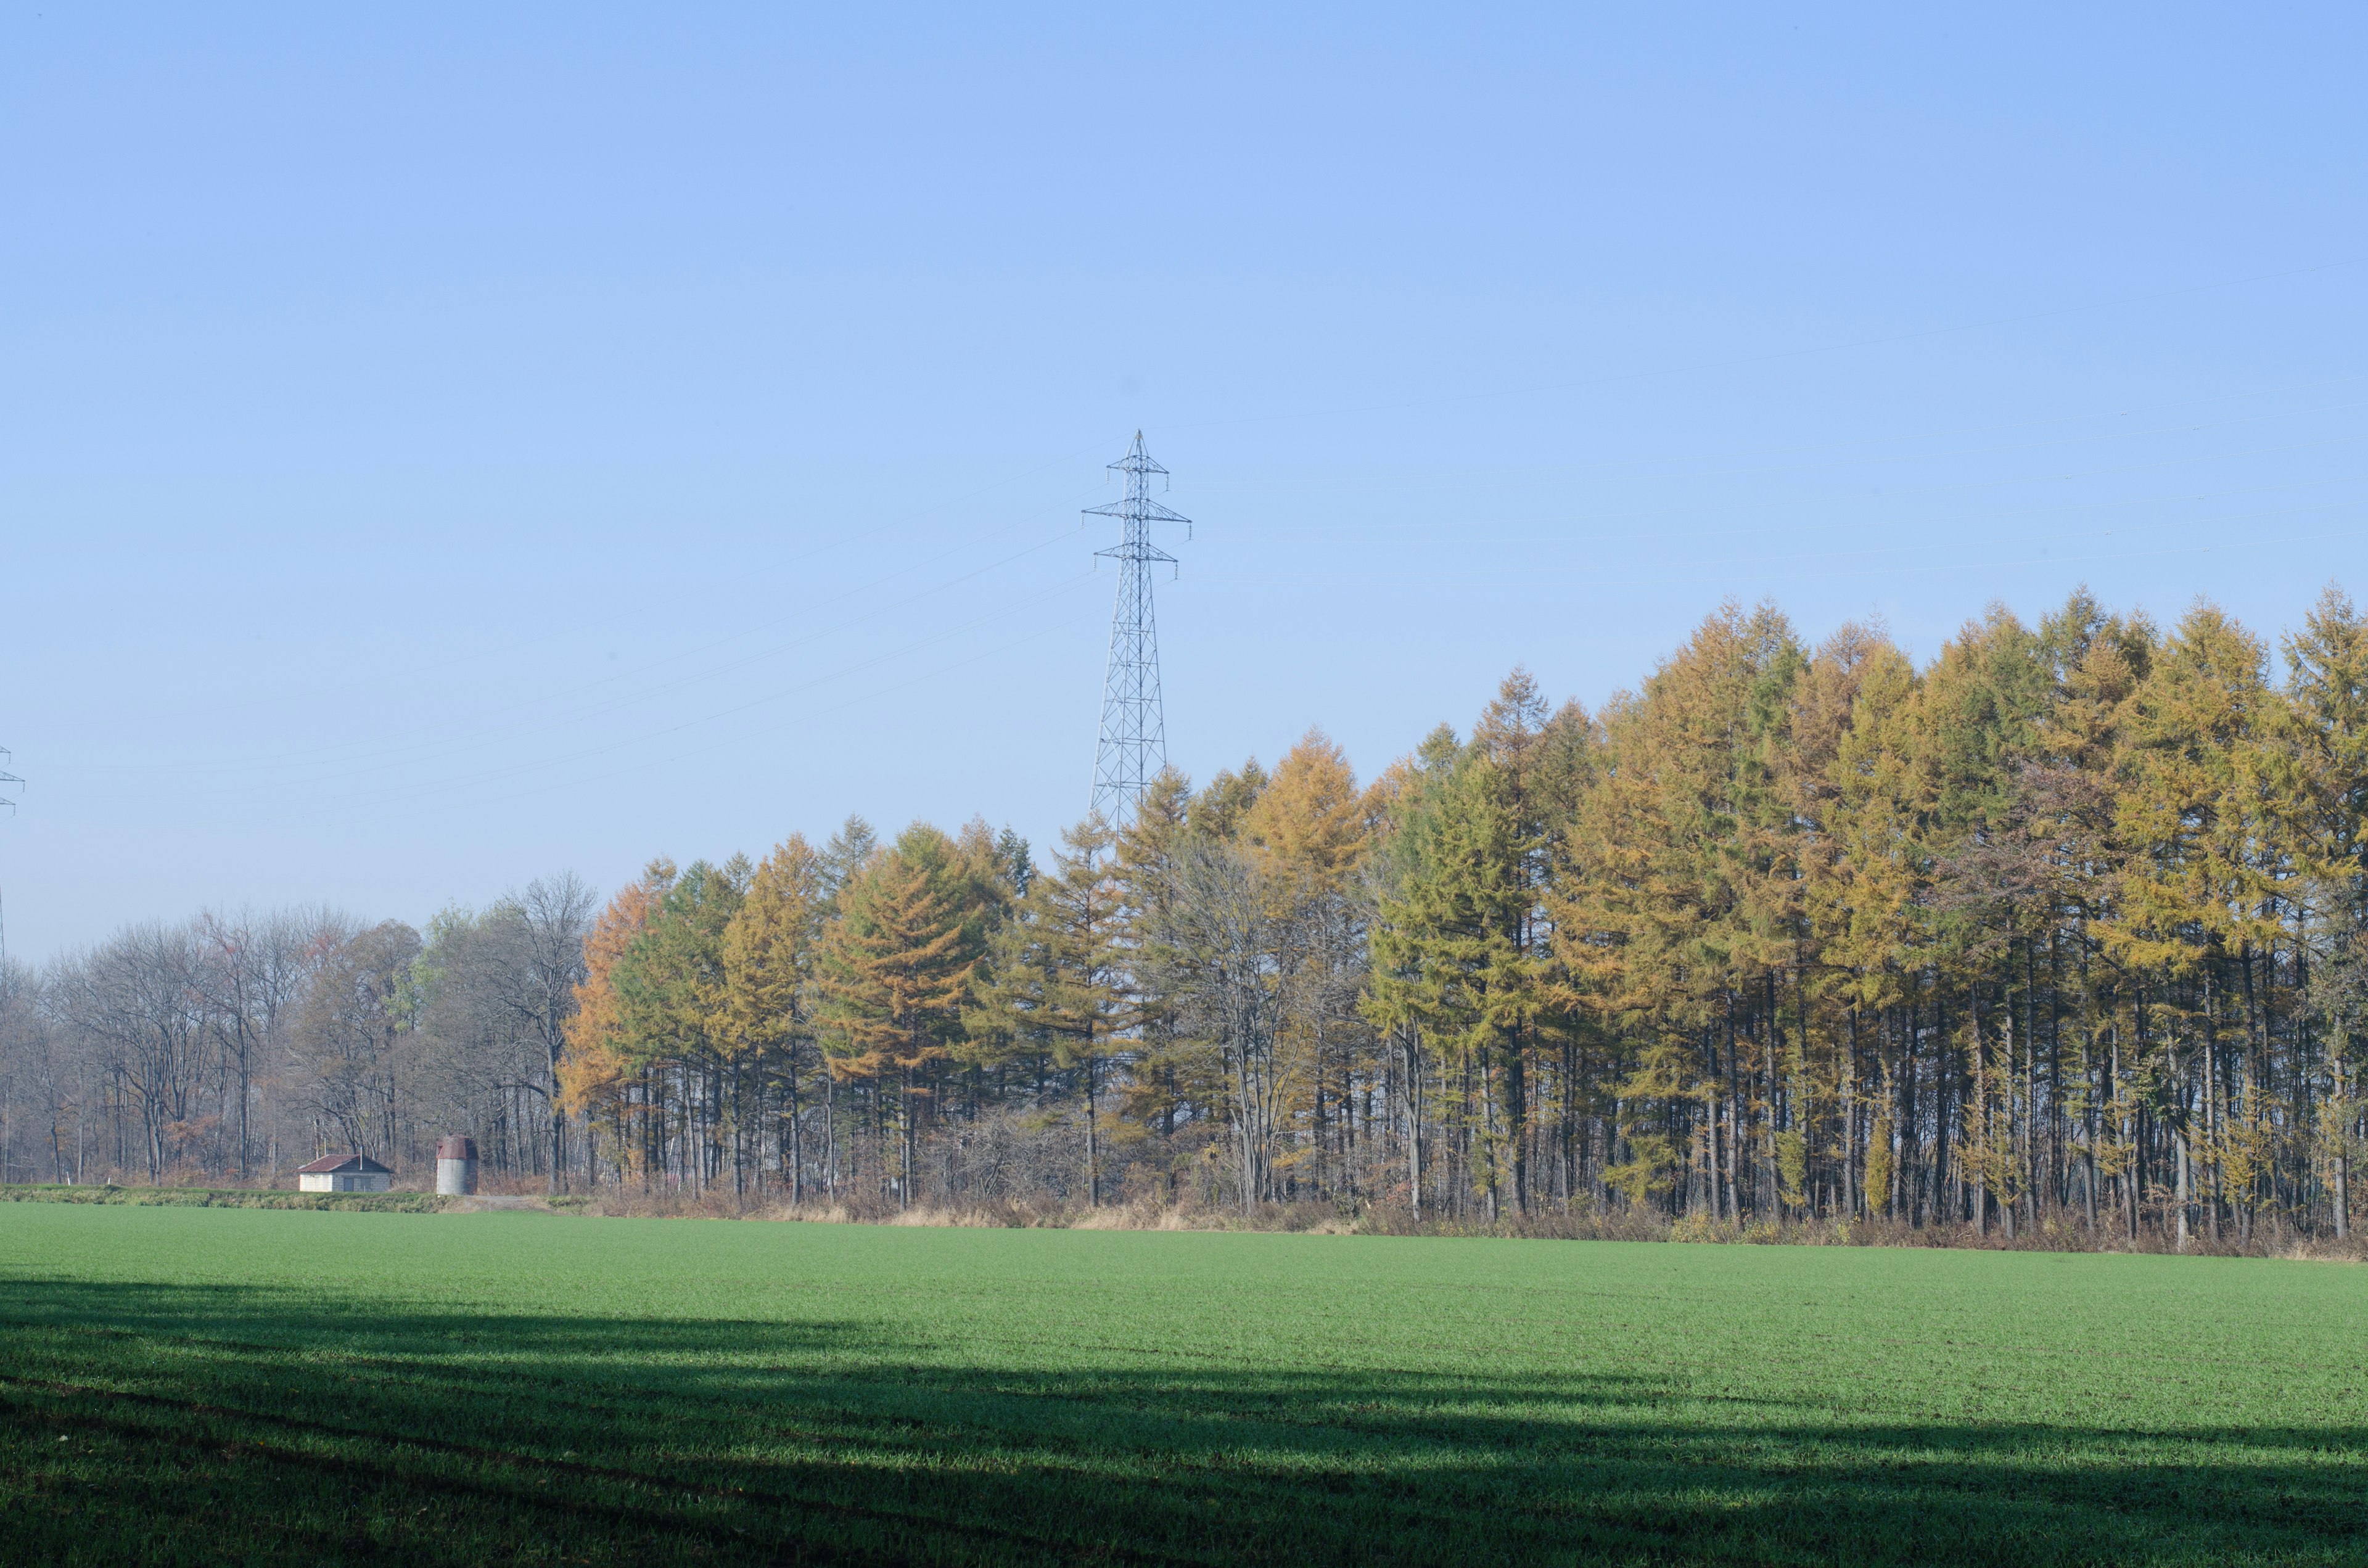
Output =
[
  {"x1": 1971, "y1": 980, "x2": 1989, "y2": 1238},
  {"x1": 2332, "y1": 1046, "x2": 2351, "y2": 1241},
  {"x1": 788, "y1": 1053, "x2": 804, "y2": 1207},
  {"x1": 1403, "y1": 1027, "x2": 1423, "y2": 1225},
  {"x1": 2175, "y1": 1096, "x2": 2192, "y2": 1252},
  {"x1": 1504, "y1": 1028, "x2": 1529, "y2": 1217},
  {"x1": 1083, "y1": 1053, "x2": 1100, "y2": 1207}
]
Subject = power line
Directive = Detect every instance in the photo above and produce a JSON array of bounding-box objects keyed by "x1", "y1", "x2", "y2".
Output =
[
  {"x1": 1089, "y1": 433, "x2": 1189, "y2": 831},
  {"x1": 0, "y1": 747, "x2": 23, "y2": 972},
  {"x1": 278, "y1": 568, "x2": 1107, "y2": 812},
  {"x1": 1169, "y1": 253, "x2": 2368, "y2": 433}
]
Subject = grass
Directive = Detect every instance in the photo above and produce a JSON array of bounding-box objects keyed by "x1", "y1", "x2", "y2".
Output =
[{"x1": 0, "y1": 1207, "x2": 2361, "y2": 1566}]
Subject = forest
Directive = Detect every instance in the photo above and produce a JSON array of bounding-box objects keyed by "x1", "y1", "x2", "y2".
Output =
[{"x1": 2, "y1": 585, "x2": 2363, "y2": 1251}]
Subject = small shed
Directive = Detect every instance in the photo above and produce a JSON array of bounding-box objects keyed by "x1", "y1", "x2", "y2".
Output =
[{"x1": 297, "y1": 1153, "x2": 393, "y2": 1193}]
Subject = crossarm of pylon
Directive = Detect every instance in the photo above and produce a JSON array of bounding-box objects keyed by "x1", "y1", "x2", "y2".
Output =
[{"x1": 1082, "y1": 498, "x2": 1192, "y2": 525}]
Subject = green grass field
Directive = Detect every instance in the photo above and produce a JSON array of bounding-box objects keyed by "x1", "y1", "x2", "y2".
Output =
[{"x1": 1, "y1": 1207, "x2": 2361, "y2": 1566}]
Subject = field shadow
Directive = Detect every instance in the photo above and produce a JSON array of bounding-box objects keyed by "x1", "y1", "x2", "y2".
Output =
[{"x1": 1, "y1": 1279, "x2": 2361, "y2": 1566}]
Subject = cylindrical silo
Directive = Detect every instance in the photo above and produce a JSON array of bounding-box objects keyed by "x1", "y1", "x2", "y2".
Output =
[{"x1": 435, "y1": 1134, "x2": 479, "y2": 1196}]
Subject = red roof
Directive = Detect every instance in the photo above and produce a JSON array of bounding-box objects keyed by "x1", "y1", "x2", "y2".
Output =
[{"x1": 297, "y1": 1153, "x2": 392, "y2": 1175}]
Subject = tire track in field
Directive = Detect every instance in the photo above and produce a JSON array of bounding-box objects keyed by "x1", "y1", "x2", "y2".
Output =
[
  {"x1": 0, "y1": 1373, "x2": 1215, "y2": 1567},
  {"x1": 0, "y1": 1317, "x2": 1580, "y2": 1550}
]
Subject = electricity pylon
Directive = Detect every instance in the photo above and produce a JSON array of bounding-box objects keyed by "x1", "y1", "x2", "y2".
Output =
[{"x1": 1088, "y1": 432, "x2": 1189, "y2": 830}]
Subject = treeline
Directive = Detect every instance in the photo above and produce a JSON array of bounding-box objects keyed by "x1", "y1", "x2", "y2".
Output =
[
  {"x1": 0, "y1": 882, "x2": 594, "y2": 1188},
  {"x1": 3, "y1": 586, "x2": 2363, "y2": 1249},
  {"x1": 554, "y1": 586, "x2": 2366, "y2": 1247},
  {"x1": 1545, "y1": 587, "x2": 2364, "y2": 1248}
]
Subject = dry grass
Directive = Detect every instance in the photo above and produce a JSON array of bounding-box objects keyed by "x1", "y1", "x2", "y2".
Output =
[
  {"x1": 504, "y1": 1188, "x2": 2355, "y2": 1258},
  {"x1": 70, "y1": 1175, "x2": 2350, "y2": 1259}
]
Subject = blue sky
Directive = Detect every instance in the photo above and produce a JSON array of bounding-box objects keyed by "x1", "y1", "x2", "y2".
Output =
[{"x1": 2, "y1": 4, "x2": 2363, "y2": 953}]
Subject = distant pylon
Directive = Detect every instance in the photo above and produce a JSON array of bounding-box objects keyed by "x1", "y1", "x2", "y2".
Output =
[{"x1": 1088, "y1": 432, "x2": 1190, "y2": 830}]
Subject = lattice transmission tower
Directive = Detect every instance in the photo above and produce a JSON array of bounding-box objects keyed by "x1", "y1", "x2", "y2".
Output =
[{"x1": 1088, "y1": 432, "x2": 1190, "y2": 829}]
